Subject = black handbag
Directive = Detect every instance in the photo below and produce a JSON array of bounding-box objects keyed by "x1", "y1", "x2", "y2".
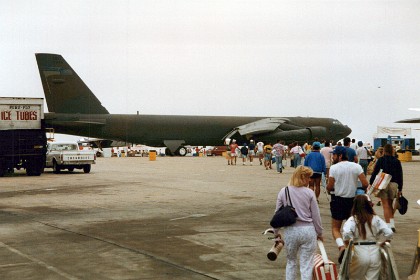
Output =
[
  {"x1": 270, "y1": 187, "x2": 298, "y2": 228},
  {"x1": 398, "y1": 194, "x2": 408, "y2": 215}
]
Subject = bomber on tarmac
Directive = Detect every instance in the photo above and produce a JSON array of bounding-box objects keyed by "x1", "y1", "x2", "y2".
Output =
[{"x1": 35, "y1": 53, "x2": 352, "y2": 156}]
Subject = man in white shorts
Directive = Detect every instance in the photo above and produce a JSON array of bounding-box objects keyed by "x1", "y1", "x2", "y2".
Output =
[{"x1": 256, "y1": 141, "x2": 264, "y2": 165}]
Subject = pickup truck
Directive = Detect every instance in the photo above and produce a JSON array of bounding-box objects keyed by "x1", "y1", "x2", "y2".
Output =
[{"x1": 45, "y1": 142, "x2": 96, "y2": 173}]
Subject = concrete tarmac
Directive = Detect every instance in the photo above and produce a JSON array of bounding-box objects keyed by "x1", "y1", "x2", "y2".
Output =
[{"x1": 0, "y1": 156, "x2": 419, "y2": 279}]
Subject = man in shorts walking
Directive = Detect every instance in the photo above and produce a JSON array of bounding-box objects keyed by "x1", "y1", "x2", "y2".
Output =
[
  {"x1": 248, "y1": 140, "x2": 256, "y2": 165},
  {"x1": 326, "y1": 146, "x2": 369, "y2": 263},
  {"x1": 256, "y1": 141, "x2": 264, "y2": 165}
]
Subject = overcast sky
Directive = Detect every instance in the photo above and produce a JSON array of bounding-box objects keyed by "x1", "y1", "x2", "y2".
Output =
[{"x1": 1, "y1": 0, "x2": 420, "y2": 143}]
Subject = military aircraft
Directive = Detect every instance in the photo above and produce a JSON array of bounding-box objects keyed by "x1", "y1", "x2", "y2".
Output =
[
  {"x1": 36, "y1": 53, "x2": 351, "y2": 155},
  {"x1": 396, "y1": 108, "x2": 420, "y2": 124}
]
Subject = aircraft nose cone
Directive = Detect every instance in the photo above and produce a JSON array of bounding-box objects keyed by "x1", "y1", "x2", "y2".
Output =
[
  {"x1": 334, "y1": 124, "x2": 352, "y2": 138},
  {"x1": 344, "y1": 125, "x2": 352, "y2": 136}
]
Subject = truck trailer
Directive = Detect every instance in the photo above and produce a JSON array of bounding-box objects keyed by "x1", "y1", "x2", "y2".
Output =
[
  {"x1": 373, "y1": 135, "x2": 415, "y2": 152},
  {"x1": 0, "y1": 97, "x2": 47, "y2": 176}
]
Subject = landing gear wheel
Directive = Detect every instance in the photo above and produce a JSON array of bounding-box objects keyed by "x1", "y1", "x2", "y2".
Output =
[{"x1": 177, "y1": 147, "x2": 187, "y2": 157}]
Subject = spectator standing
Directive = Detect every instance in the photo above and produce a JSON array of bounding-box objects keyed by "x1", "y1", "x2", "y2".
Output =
[
  {"x1": 304, "y1": 142, "x2": 326, "y2": 202},
  {"x1": 344, "y1": 137, "x2": 358, "y2": 163},
  {"x1": 350, "y1": 138, "x2": 358, "y2": 150},
  {"x1": 272, "y1": 140, "x2": 285, "y2": 173},
  {"x1": 256, "y1": 141, "x2": 264, "y2": 165},
  {"x1": 326, "y1": 146, "x2": 369, "y2": 263},
  {"x1": 240, "y1": 143, "x2": 249, "y2": 165},
  {"x1": 342, "y1": 195, "x2": 393, "y2": 279},
  {"x1": 369, "y1": 144, "x2": 403, "y2": 232},
  {"x1": 356, "y1": 141, "x2": 371, "y2": 175},
  {"x1": 274, "y1": 166, "x2": 323, "y2": 280},
  {"x1": 288, "y1": 142, "x2": 295, "y2": 167},
  {"x1": 226, "y1": 139, "x2": 232, "y2": 165},
  {"x1": 304, "y1": 142, "x2": 312, "y2": 155},
  {"x1": 290, "y1": 142, "x2": 304, "y2": 168},
  {"x1": 263, "y1": 142, "x2": 273, "y2": 170},
  {"x1": 229, "y1": 139, "x2": 238, "y2": 165},
  {"x1": 248, "y1": 140, "x2": 256, "y2": 165},
  {"x1": 320, "y1": 140, "x2": 333, "y2": 180}
]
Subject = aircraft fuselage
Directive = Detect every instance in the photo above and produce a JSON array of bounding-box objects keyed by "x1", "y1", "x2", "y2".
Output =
[{"x1": 45, "y1": 113, "x2": 351, "y2": 147}]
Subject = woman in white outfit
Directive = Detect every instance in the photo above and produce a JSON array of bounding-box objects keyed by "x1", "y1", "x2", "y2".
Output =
[
  {"x1": 274, "y1": 166, "x2": 323, "y2": 280},
  {"x1": 342, "y1": 195, "x2": 394, "y2": 280}
]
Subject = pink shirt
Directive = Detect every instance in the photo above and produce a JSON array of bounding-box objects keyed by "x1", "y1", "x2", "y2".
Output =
[{"x1": 320, "y1": 146, "x2": 333, "y2": 167}]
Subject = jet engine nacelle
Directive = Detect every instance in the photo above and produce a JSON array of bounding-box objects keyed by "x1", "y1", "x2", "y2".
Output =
[{"x1": 268, "y1": 126, "x2": 327, "y2": 142}]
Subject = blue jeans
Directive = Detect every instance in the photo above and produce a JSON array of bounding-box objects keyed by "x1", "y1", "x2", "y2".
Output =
[
  {"x1": 275, "y1": 156, "x2": 283, "y2": 172},
  {"x1": 359, "y1": 159, "x2": 368, "y2": 175},
  {"x1": 293, "y1": 154, "x2": 302, "y2": 168}
]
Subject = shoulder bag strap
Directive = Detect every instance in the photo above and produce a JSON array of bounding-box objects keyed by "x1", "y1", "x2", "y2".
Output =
[
  {"x1": 365, "y1": 147, "x2": 372, "y2": 157},
  {"x1": 285, "y1": 187, "x2": 293, "y2": 208}
]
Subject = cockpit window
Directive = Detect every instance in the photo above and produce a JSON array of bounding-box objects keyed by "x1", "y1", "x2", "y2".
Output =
[{"x1": 333, "y1": 120, "x2": 342, "y2": 125}]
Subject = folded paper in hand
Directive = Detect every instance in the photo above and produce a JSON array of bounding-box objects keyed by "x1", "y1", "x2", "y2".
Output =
[{"x1": 367, "y1": 170, "x2": 392, "y2": 196}]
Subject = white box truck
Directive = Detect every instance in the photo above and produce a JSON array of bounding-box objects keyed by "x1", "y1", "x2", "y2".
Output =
[{"x1": 0, "y1": 97, "x2": 47, "y2": 176}]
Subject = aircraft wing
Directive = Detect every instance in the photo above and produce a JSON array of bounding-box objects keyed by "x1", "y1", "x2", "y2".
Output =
[
  {"x1": 77, "y1": 138, "x2": 128, "y2": 148},
  {"x1": 395, "y1": 118, "x2": 420, "y2": 124},
  {"x1": 223, "y1": 117, "x2": 289, "y2": 139},
  {"x1": 236, "y1": 118, "x2": 288, "y2": 135}
]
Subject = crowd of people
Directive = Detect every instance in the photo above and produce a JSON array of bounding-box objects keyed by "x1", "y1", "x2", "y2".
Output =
[{"x1": 265, "y1": 137, "x2": 403, "y2": 280}]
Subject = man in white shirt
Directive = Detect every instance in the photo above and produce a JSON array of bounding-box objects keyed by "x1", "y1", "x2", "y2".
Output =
[
  {"x1": 326, "y1": 146, "x2": 369, "y2": 264},
  {"x1": 350, "y1": 138, "x2": 358, "y2": 150},
  {"x1": 356, "y1": 141, "x2": 371, "y2": 175},
  {"x1": 256, "y1": 141, "x2": 264, "y2": 165}
]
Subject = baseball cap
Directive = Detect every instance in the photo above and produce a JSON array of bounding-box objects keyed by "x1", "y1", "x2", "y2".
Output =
[
  {"x1": 312, "y1": 142, "x2": 321, "y2": 148},
  {"x1": 331, "y1": 146, "x2": 346, "y2": 155}
]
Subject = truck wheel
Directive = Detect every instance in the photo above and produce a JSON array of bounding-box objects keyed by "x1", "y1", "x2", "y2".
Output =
[
  {"x1": 26, "y1": 166, "x2": 35, "y2": 176},
  {"x1": 0, "y1": 161, "x2": 4, "y2": 177},
  {"x1": 83, "y1": 164, "x2": 91, "y2": 173},
  {"x1": 68, "y1": 168, "x2": 74, "y2": 172},
  {"x1": 26, "y1": 160, "x2": 42, "y2": 176},
  {"x1": 53, "y1": 161, "x2": 61, "y2": 174}
]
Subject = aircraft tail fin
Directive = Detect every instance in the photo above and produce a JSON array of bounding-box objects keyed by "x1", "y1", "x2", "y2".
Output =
[{"x1": 35, "y1": 53, "x2": 109, "y2": 114}]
